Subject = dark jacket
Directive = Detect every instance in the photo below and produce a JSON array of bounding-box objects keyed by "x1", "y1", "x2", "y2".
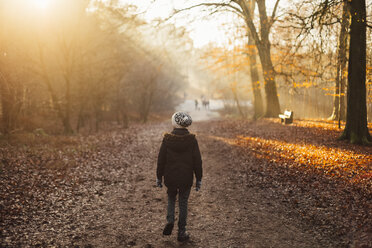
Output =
[{"x1": 157, "y1": 128, "x2": 202, "y2": 188}]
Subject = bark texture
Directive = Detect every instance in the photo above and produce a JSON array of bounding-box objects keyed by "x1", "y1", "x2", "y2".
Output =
[
  {"x1": 340, "y1": 0, "x2": 371, "y2": 144},
  {"x1": 329, "y1": 1, "x2": 349, "y2": 121},
  {"x1": 246, "y1": 0, "x2": 264, "y2": 119},
  {"x1": 238, "y1": 0, "x2": 281, "y2": 117}
]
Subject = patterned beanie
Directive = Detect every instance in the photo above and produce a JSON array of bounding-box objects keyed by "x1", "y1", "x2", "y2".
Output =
[{"x1": 171, "y1": 111, "x2": 192, "y2": 128}]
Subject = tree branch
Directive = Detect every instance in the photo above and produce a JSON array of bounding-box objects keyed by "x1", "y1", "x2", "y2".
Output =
[
  {"x1": 168, "y1": 2, "x2": 243, "y2": 21},
  {"x1": 233, "y1": 0, "x2": 262, "y2": 46},
  {"x1": 270, "y1": 0, "x2": 281, "y2": 27}
]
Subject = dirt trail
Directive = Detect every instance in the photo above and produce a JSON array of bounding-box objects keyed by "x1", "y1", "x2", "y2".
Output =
[
  {"x1": 1, "y1": 120, "x2": 356, "y2": 247},
  {"x1": 68, "y1": 121, "x2": 337, "y2": 247},
  {"x1": 142, "y1": 121, "x2": 336, "y2": 248}
]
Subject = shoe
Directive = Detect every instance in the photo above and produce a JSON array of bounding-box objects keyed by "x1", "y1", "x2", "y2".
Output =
[
  {"x1": 162, "y1": 223, "x2": 174, "y2": 235},
  {"x1": 177, "y1": 229, "x2": 190, "y2": 242}
]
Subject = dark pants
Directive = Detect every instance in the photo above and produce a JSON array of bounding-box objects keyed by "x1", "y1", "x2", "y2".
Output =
[{"x1": 166, "y1": 187, "x2": 191, "y2": 230}]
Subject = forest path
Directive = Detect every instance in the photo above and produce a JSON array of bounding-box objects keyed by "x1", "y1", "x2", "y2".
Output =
[
  {"x1": 175, "y1": 99, "x2": 221, "y2": 122},
  {"x1": 67, "y1": 121, "x2": 337, "y2": 247},
  {"x1": 123, "y1": 121, "x2": 337, "y2": 248},
  {"x1": 3, "y1": 119, "x2": 367, "y2": 247}
]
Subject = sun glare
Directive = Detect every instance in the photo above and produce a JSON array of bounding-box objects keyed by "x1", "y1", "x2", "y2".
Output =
[{"x1": 32, "y1": 0, "x2": 50, "y2": 10}]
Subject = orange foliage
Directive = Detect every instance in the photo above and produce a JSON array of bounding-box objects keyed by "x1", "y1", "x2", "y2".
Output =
[
  {"x1": 235, "y1": 136, "x2": 371, "y2": 183},
  {"x1": 209, "y1": 120, "x2": 372, "y2": 188},
  {"x1": 292, "y1": 81, "x2": 316, "y2": 88},
  {"x1": 294, "y1": 119, "x2": 372, "y2": 130}
]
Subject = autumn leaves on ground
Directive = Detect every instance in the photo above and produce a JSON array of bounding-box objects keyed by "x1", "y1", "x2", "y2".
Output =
[{"x1": 1, "y1": 118, "x2": 371, "y2": 247}]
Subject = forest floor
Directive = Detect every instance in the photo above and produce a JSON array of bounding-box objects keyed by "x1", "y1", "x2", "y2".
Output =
[{"x1": 0, "y1": 118, "x2": 371, "y2": 248}]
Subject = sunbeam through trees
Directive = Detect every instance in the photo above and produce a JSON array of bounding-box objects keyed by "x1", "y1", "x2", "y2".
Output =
[{"x1": 0, "y1": 0, "x2": 371, "y2": 247}]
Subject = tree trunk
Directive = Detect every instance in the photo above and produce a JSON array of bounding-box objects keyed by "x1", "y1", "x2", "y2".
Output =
[
  {"x1": 240, "y1": 0, "x2": 281, "y2": 117},
  {"x1": 329, "y1": 76, "x2": 340, "y2": 120},
  {"x1": 247, "y1": 42, "x2": 264, "y2": 119},
  {"x1": 43, "y1": 73, "x2": 73, "y2": 134},
  {"x1": 329, "y1": 1, "x2": 349, "y2": 121},
  {"x1": 231, "y1": 86, "x2": 246, "y2": 118},
  {"x1": 340, "y1": 0, "x2": 371, "y2": 144},
  {"x1": 139, "y1": 76, "x2": 157, "y2": 123},
  {"x1": 0, "y1": 80, "x2": 12, "y2": 134},
  {"x1": 245, "y1": 0, "x2": 264, "y2": 119},
  {"x1": 61, "y1": 38, "x2": 74, "y2": 135},
  {"x1": 0, "y1": 72, "x2": 23, "y2": 134},
  {"x1": 258, "y1": 48, "x2": 281, "y2": 117},
  {"x1": 39, "y1": 45, "x2": 73, "y2": 134},
  {"x1": 63, "y1": 76, "x2": 73, "y2": 134}
]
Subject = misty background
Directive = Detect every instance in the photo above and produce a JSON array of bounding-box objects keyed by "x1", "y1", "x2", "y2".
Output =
[{"x1": 0, "y1": 0, "x2": 371, "y2": 135}]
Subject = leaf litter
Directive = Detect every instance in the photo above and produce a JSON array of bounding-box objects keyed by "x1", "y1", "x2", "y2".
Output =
[{"x1": 0, "y1": 119, "x2": 371, "y2": 247}]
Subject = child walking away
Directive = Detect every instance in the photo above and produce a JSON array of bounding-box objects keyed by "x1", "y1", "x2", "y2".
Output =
[{"x1": 156, "y1": 111, "x2": 203, "y2": 242}]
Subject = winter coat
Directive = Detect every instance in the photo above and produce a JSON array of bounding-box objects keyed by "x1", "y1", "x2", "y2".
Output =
[{"x1": 157, "y1": 128, "x2": 203, "y2": 189}]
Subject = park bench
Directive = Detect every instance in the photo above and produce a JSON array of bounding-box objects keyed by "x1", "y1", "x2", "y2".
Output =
[{"x1": 279, "y1": 110, "x2": 294, "y2": 124}]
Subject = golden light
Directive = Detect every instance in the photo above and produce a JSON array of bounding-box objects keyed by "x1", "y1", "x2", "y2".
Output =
[{"x1": 31, "y1": 0, "x2": 50, "y2": 10}]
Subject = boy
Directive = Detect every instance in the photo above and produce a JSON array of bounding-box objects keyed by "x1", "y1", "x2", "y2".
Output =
[{"x1": 156, "y1": 111, "x2": 203, "y2": 242}]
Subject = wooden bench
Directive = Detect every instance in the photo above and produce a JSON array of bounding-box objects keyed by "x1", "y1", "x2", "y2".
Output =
[{"x1": 279, "y1": 110, "x2": 293, "y2": 124}]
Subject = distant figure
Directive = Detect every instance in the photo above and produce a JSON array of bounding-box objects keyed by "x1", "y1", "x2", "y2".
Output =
[
  {"x1": 194, "y1": 99, "x2": 199, "y2": 110},
  {"x1": 156, "y1": 112, "x2": 203, "y2": 242},
  {"x1": 202, "y1": 99, "x2": 209, "y2": 110}
]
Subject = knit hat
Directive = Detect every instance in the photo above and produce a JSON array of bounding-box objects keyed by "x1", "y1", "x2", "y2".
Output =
[{"x1": 171, "y1": 111, "x2": 192, "y2": 128}]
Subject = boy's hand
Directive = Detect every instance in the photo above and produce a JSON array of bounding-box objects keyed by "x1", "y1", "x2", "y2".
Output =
[
  {"x1": 195, "y1": 180, "x2": 202, "y2": 191},
  {"x1": 156, "y1": 178, "x2": 163, "y2": 188}
]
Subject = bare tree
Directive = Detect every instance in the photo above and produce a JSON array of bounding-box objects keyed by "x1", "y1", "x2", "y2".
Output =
[
  {"x1": 0, "y1": 0, "x2": 193, "y2": 134},
  {"x1": 284, "y1": 0, "x2": 371, "y2": 144},
  {"x1": 171, "y1": 0, "x2": 281, "y2": 116}
]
